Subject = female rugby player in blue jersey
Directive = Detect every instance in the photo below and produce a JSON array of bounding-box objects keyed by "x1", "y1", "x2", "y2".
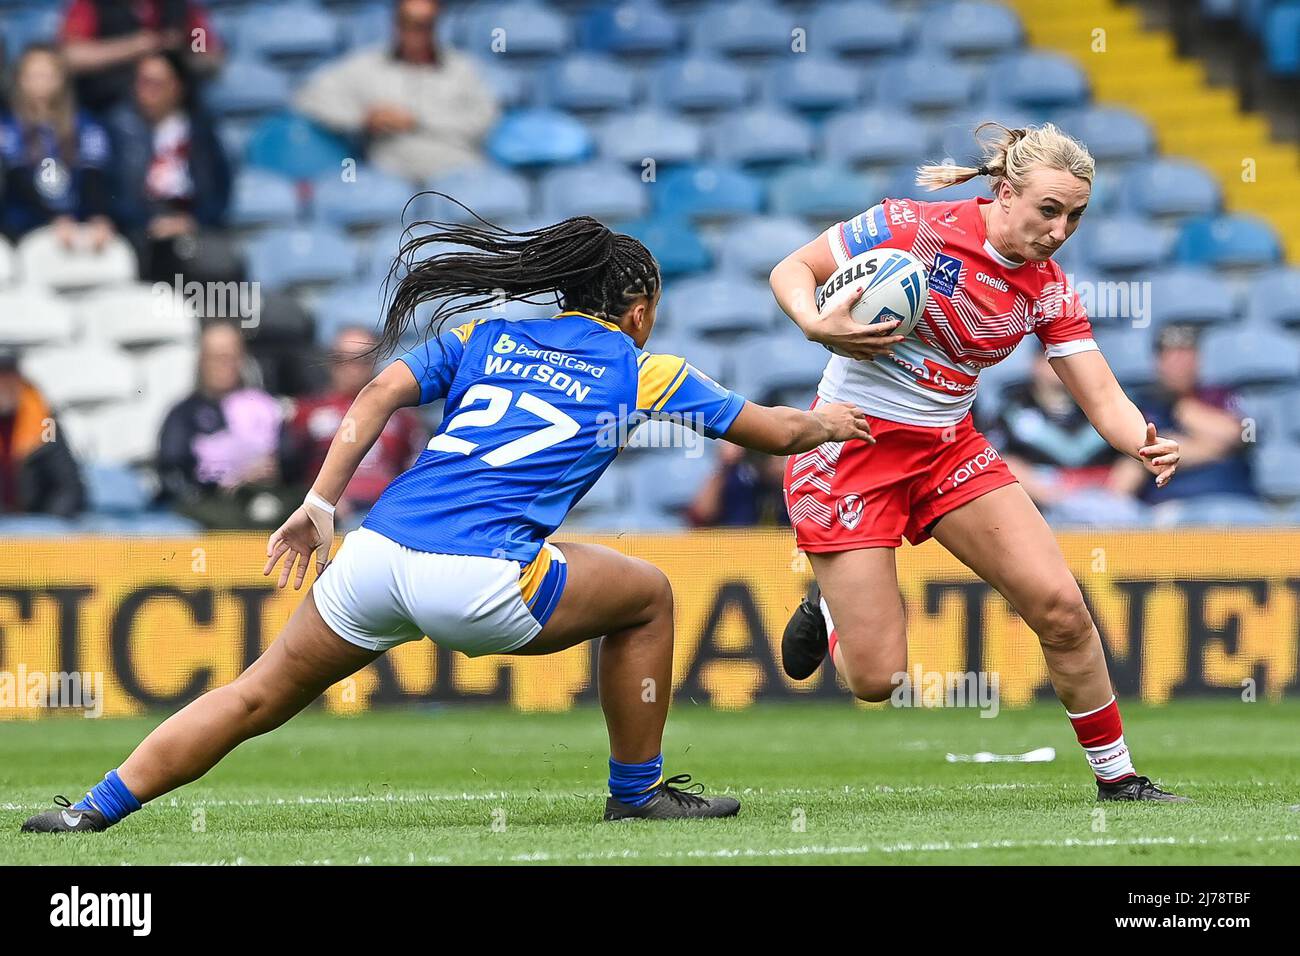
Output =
[{"x1": 23, "y1": 209, "x2": 872, "y2": 832}]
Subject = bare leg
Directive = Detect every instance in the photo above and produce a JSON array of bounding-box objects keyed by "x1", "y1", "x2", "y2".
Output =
[
  {"x1": 808, "y1": 547, "x2": 908, "y2": 701},
  {"x1": 117, "y1": 593, "x2": 380, "y2": 802}
]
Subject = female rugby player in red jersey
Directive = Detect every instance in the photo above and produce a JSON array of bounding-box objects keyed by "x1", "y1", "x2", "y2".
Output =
[{"x1": 771, "y1": 123, "x2": 1189, "y2": 802}]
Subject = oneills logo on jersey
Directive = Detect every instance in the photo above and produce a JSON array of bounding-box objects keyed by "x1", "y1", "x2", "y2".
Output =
[{"x1": 836, "y1": 493, "x2": 864, "y2": 530}]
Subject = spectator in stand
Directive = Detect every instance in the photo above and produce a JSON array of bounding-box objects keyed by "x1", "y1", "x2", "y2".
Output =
[
  {"x1": 294, "y1": 0, "x2": 499, "y2": 182},
  {"x1": 107, "y1": 50, "x2": 231, "y2": 282},
  {"x1": 688, "y1": 443, "x2": 788, "y2": 527},
  {"x1": 0, "y1": 350, "x2": 85, "y2": 518},
  {"x1": 157, "y1": 322, "x2": 297, "y2": 529},
  {"x1": 981, "y1": 350, "x2": 1128, "y2": 508},
  {"x1": 283, "y1": 327, "x2": 425, "y2": 529},
  {"x1": 1111, "y1": 323, "x2": 1253, "y2": 502},
  {"x1": 0, "y1": 44, "x2": 115, "y2": 247},
  {"x1": 60, "y1": 0, "x2": 223, "y2": 116}
]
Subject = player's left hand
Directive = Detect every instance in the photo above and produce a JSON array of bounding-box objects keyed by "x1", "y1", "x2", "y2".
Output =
[
  {"x1": 264, "y1": 495, "x2": 336, "y2": 590},
  {"x1": 1137, "y1": 422, "x2": 1179, "y2": 489}
]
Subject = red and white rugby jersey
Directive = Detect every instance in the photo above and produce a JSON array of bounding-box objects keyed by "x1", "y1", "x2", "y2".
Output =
[{"x1": 817, "y1": 196, "x2": 1097, "y2": 427}]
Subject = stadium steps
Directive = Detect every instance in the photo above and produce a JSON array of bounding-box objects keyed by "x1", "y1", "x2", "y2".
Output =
[{"x1": 1003, "y1": 0, "x2": 1300, "y2": 264}]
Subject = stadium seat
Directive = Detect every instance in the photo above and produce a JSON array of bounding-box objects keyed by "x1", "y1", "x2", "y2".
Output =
[
  {"x1": 1045, "y1": 489, "x2": 1151, "y2": 529},
  {"x1": 577, "y1": 2, "x2": 681, "y2": 55},
  {"x1": 1145, "y1": 268, "x2": 1239, "y2": 327},
  {"x1": 1151, "y1": 495, "x2": 1276, "y2": 528},
  {"x1": 1198, "y1": 327, "x2": 1300, "y2": 389},
  {"x1": 424, "y1": 165, "x2": 533, "y2": 222},
  {"x1": 312, "y1": 283, "x2": 387, "y2": 344},
  {"x1": 312, "y1": 167, "x2": 417, "y2": 229},
  {"x1": 767, "y1": 164, "x2": 883, "y2": 221},
  {"x1": 651, "y1": 56, "x2": 750, "y2": 113},
  {"x1": 990, "y1": 51, "x2": 1090, "y2": 109},
  {"x1": 763, "y1": 57, "x2": 867, "y2": 113},
  {"x1": 545, "y1": 55, "x2": 638, "y2": 112},
  {"x1": 136, "y1": 344, "x2": 199, "y2": 413},
  {"x1": 22, "y1": 346, "x2": 136, "y2": 408},
  {"x1": 487, "y1": 109, "x2": 593, "y2": 167},
  {"x1": 1122, "y1": 159, "x2": 1222, "y2": 219},
  {"x1": 922, "y1": 2, "x2": 1023, "y2": 56},
  {"x1": 732, "y1": 331, "x2": 829, "y2": 400},
  {"x1": 618, "y1": 218, "x2": 712, "y2": 277},
  {"x1": 1091, "y1": 329, "x2": 1157, "y2": 387},
  {"x1": 875, "y1": 55, "x2": 981, "y2": 113},
  {"x1": 661, "y1": 273, "x2": 778, "y2": 338},
  {"x1": 0, "y1": 288, "x2": 74, "y2": 347},
  {"x1": 1246, "y1": 268, "x2": 1300, "y2": 329},
  {"x1": 690, "y1": 1, "x2": 797, "y2": 57},
  {"x1": 539, "y1": 163, "x2": 649, "y2": 222},
  {"x1": 1079, "y1": 216, "x2": 1175, "y2": 273},
  {"x1": 932, "y1": 108, "x2": 1036, "y2": 167},
  {"x1": 0, "y1": 237, "x2": 14, "y2": 286},
  {"x1": 1264, "y1": 3, "x2": 1300, "y2": 76},
  {"x1": 598, "y1": 110, "x2": 705, "y2": 167},
  {"x1": 710, "y1": 108, "x2": 816, "y2": 167},
  {"x1": 229, "y1": 169, "x2": 300, "y2": 228},
  {"x1": 16, "y1": 228, "x2": 137, "y2": 291},
  {"x1": 808, "y1": 2, "x2": 911, "y2": 56},
  {"x1": 1055, "y1": 106, "x2": 1155, "y2": 164},
  {"x1": 655, "y1": 164, "x2": 763, "y2": 220},
  {"x1": 822, "y1": 109, "x2": 930, "y2": 167},
  {"x1": 0, "y1": 516, "x2": 79, "y2": 537},
  {"x1": 245, "y1": 225, "x2": 362, "y2": 289},
  {"x1": 1175, "y1": 215, "x2": 1284, "y2": 269},
  {"x1": 85, "y1": 463, "x2": 152, "y2": 513},
  {"x1": 476, "y1": 59, "x2": 535, "y2": 109},
  {"x1": 78, "y1": 284, "x2": 198, "y2": 347},
  {"x1": 718, "y1": 217, "x2": 809, "y2": 277},
  {"x1": 236, "y1": 2, "x2": 340, "y2": 63},
  {"x1": 0, "y1": 7, "x2": 60, "y2": 62},
  {"x1": 205, "y1": 58, "x2": 293, "y2": 117},
  {"x1": 75, "y1": 512, "x2": 204, "y2": 535},
  {"x1": 244, "y1": 112, "x2": 354, "y2": 180},
  {"x1": 629, "y1": 451, "x2": 717, "y2": 515},
  {"x1": 462, "y1": 2, "x2": 570, "y2": 57}
]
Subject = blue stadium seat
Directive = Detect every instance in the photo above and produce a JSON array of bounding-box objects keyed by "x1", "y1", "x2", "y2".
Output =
[
  {"x1": 246, "y1": 225, "x2": 361, "y2": 289},
  {"x1": 476, "y1": 59, "x2": 534, "y2": 109},
  {"x1": 1145, "y1": 268, "x2": 1238, "y2": 327},
  {"x1": 205, "y1": 58, "x2": 293, "y2": 117},
  {"x1": 763, "y1": 57, "x2": 867, "y2": 113},
  {"x1": 1176, "y1": 215, "x2": 1283, "y2": 269},
  {"x1": 654, "y1": 164, "x2": 763, "y2": 220},
  {"x1": 1255, "y1": 443, "x2": 1300, "y2": 500},
  {"x1": 808, "y1": 2, "x2": 911, "y2": 56},
  {"x1": 629, "y1": 452, "x2": 717, "y2": 515},
  {"x1": 462, "y1": 2, "x2": 570, "y2": 57},
  {"x1": 732, "y1": 331, "x2": 830, "y2": 400},
  {"x1": 76, "y1": 513, "x2": 205, "y2": 535},
  {"x1": 661, "y1": 273, "x2": 778, "y2": 338},
  {"x1": 313, "y1": 283, "x2": 387, "y2": 344},
  {"x1": 539, "y1": 163, "x2": 649, "y2": 222},
  {"x1": 768, "y1": 164, "x2": 882, "y2": 221},
  {"x1": 1, "y1": 8, "x2": 61, "y2": 61},
  {"x1": 1091, "y1": 329, "x2": 1157, "y2": 387},
  {"x1": 932, "y1": 109, "x2": 1035, "y2": 166},
  {"x1": 1198, "y1": 327, "x2": 1300, "y2": 388},
  {"x1": 1046, "y1": 489, "x2": 1151, "y2": 529},
  {"x1": 545, "y1": 55, "x2": 637, "y2": 112},
  {"x1": 619, "y1": 218, "x2": 712, "y2": 277},
  {"x1": 578, "y1": 2, "x2": 681, "y2": 55},
  {"x1": 313, "y1": 167, "x2": 416, "y2": 229},
  {"x1": 1247, "y1": 268, "x2": 1300, "y2": 329},
  {"x1": 652, "y1": 56, "x2": 750, "y2": 112},
  {"x1": 1080, "y1": 216, "x2": 1175, "y2": 273},
  {"x1": 237, "y1": 2, "x2": 340, "y2": 62},
  {"x1": 229, "y1": 169, "x2": 300, "y2": 228},
  {"x1": 1264, "y1": 4, "x2": 1300, "y2": 76},
  {"x1": 244, "y1": 112, "x2": 354, "y2": 180},
  {"x1": 823, "y1": 109, "x2": 930, "y2": 167},
  {"x1": 423, "y1": 165, "x2": 533, "y2": 222},
  {"x1": 875, "y1": 54, "x2": 981, "y2": 112},
  {"x1": 920, "y1": 1, "x2": 1023, "y2": 56},
  {"x1": 1122, "y1": 159, "x2": 1221, "y2": 218},
  {"x1": 341, "y1": 2, "x2": 393, "y2": 49},
  {"x1": 691, "y1": 1, "x2": 797, "y2": 57},
  {"x1": 0, "y1": 516, "x2": 78, "y2": 536},
  {"x1": 1055, "y1": 106, "x2": 1155, "y2": 163},
  {"x1": 487, "y1": 109, "x2": 593, "y2": 167},
  {"x1": 990, "y1": 51, "x2": 1090, "y2": 109},
  {"x1": 710, "y1": 108, "x2": 815, "y2": 167},
  {"x1": 86, "y1": 464, "x2": 151, "y2": 514},
  {"x1": 599, "y1": 110, "x2": 705, "y2": 167},
  {"x1": 1153, "y1": 495, "x2": 1275, "y2": 527},
  {"x1": 718, "y1": 217, "x2": 810, "y2": 277}
]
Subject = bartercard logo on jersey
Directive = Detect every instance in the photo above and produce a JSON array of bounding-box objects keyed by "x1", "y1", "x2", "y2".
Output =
[
  {"x1": 836, "y1": 494, "x2": 864, "y2": 530},
  {"x1": 975, "y1": 271, "x2": 1009, "y2": 293},
  {"x1": 929, "y1": 253, "x2": 963, "y2": 298},
  {"x1": 493, "y1": 333, "x2": 517, "y2": 354}
]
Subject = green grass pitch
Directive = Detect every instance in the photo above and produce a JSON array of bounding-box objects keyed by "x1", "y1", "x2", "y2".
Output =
[{"x1": 2, "y1": 700, "x2": 1298, "y2": 865}]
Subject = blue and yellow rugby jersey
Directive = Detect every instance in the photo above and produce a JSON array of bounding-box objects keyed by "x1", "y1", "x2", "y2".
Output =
[{"x1": 362, "y1": 311, "x2": 746, "y2": 566}]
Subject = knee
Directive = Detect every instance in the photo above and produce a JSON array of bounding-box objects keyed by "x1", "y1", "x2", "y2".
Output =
[
  {"x1": 1030, "y1": 587, "x2": 1094, "y2": 654},
  {"x1": 846, "y1": 674, "x2": 898, "y2": 703},
  {"x1": 636, "y1": 561, "x2": 674, "y2": 619}
]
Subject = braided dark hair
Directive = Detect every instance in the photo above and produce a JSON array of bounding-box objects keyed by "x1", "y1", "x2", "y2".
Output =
[{"x1": 378, "y1": 193, "x2": 661, "y2": 357}]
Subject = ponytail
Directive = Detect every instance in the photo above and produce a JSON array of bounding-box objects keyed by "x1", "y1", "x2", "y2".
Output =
[{"x1": 915, "y1": 122, "x2": 1094, "y2": 195}]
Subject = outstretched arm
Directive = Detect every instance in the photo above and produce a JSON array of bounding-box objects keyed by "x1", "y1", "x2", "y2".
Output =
[
  {"x1": 265, "y1": 361, "x2": 421, "y2": 589},
  {"x1": 722, "y1": 400, "x2": 874, "y2": 456}
]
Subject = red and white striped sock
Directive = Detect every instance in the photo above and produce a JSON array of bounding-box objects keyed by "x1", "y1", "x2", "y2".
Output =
[{"x1": 1067, "y1": 695, "x2": 1136, "y2": 783}]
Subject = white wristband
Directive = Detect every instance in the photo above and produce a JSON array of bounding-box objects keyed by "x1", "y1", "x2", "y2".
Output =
[{"x1": 304, "y1": 491, "x2": 336, "y2": 516}]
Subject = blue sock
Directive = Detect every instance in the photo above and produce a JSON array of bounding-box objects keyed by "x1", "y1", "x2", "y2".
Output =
[
  {"x1": 609, "y1": 754, "x2": 664, "y2": 807},
  {"x1": 74, "y1": 769, "x2": 141, "y2": 825}
]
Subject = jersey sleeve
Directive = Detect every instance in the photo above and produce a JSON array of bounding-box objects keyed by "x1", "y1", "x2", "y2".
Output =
[
  {"x1": 824, "y1": 197, "x2": 920, "y2": 267},
  {"x1": 397, "y1": 319, "x2": 480, "y2": 405},
  {"x1": 636, "y1": 353, "x2": 746, "y2": 439},
  {"x1": 1034, "y1": 267, "x2": 1098, "y2": 359}
]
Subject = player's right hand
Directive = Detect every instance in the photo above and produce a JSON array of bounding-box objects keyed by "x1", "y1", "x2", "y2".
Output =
[
  {"x1": 807, "y1": 285, "x2": 907, "y2": 361},
  {"x1": 264, "y1": 499, "x2": 336, "y2": 590},
  {"x1": 815, "y1": 401, "x2": 875, "y2": 445}
]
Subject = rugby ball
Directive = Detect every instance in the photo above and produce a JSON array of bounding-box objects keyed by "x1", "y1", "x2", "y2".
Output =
[{"x1": 815, "y1": 249, "x2": 929, "y2": 358}]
